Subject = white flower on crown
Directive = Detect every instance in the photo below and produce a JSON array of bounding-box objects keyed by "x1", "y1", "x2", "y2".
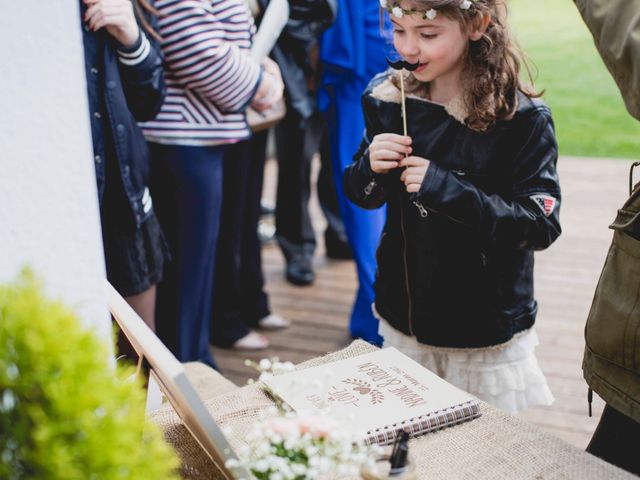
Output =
[
  {"x1": 425, "y1": 8, "x2": 437, "y2": 19},
  {"x1": 379, "y1": 0, "x2": 388, "y2": 8},
  {"x1": 460, "y1": 0, "x2": 472, "y2": 9},
  {"x1": 392, "y1": 6, "x2": 404, "y2": 18}
]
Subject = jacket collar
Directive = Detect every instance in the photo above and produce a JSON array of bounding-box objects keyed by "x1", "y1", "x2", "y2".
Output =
[{"x1": 370, "y1": 76, "x2": 468, "y2": 125}]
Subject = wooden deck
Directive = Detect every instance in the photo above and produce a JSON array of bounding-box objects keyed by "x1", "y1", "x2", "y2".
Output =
[{"x1": 212, "y1": 155, "x2": 634, "y2": 450}]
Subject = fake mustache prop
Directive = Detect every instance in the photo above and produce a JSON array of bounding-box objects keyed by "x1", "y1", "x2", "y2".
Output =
[
  {"x1": 385, "y1": 57, "x2": 419, "y2": 139},
  {"x1": 386, "y1": 57, "x2": 420, "y2": 71}
]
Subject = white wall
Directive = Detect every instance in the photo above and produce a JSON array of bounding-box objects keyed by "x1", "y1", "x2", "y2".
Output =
[{"x1": 0, "y1": 2, "x2": 110, "y2": 344}]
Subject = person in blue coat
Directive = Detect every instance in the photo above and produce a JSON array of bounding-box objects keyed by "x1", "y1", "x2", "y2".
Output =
[{"x1": 318, "y1": 0, "x2": 391, "y2": 345}]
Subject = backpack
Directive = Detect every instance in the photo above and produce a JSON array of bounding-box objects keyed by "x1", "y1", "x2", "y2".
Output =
[{"x1": 583, "y1": 162, "x2": 640, "y2": 422}]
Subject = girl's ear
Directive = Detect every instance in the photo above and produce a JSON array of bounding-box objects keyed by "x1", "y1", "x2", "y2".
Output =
[{"x1": 469, "y1": 13, "x2": 491, "y2": 41}]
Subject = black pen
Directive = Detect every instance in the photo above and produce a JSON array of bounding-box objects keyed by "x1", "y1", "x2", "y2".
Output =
[{"x1": 389, "y1": 430, "x2": 410, "y2": 475}]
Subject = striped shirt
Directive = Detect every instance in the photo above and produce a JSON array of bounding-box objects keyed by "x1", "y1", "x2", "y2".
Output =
[{"x1": 141, "y1": 0, "x2": 261, "y2": 146}]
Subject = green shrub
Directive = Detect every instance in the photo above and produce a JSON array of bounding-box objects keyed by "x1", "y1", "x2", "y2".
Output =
[{"x1": 0, "y1": 270, "x2": 180, "y2": 479}]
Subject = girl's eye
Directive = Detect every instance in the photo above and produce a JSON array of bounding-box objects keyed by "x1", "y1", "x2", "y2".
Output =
[
  {"x1": 393, "y1": 29, "x2": 405, "y2": 35},
  {"x1": 421, "y1": 33, "x2": 437, "y2": 39}
]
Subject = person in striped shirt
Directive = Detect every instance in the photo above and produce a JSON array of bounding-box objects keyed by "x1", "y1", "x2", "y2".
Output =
[{"x1": 141, "y1": 0, "x2": 283, "y2": 368}]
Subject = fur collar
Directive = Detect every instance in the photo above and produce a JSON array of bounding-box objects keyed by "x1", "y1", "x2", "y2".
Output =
[{"x1": 370, "y1": 76, "x2": 468, "y2": 125}]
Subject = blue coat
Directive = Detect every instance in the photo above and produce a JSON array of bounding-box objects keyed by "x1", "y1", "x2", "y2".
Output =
[{"x1": 317, "y1": 0, "x2": 390, "y2": 344}]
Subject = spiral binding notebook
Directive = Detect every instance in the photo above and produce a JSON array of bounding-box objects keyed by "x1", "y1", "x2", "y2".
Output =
[{"x1": 262, "y1": 347, "x2": 481, "y2": 445}]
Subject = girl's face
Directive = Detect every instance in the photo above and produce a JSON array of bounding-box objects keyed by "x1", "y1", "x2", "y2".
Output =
[{"x1": 391, "y1": 5, "x2": 472, "y2": 87}]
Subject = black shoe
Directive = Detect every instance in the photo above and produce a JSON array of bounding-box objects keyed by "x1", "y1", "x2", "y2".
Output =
[{"x1": 286, "y1": 253, "x2": 315, "y2": 286}]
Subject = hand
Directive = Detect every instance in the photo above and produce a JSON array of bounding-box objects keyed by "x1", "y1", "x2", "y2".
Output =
[
  {"x1": 369, "y1": 134, "x2": 412, "y2": 174},
  {"x1": 84, "y1": 0, "x2": 140, "y2": 48},
  {"x1": 399, "y1": 156, "x2": 430, "y2": 193},
  {"x1": 251, "y1": 58, "x2": 284, "y2": 112},
  {"x1": 261, "y1": 57, "x2": 282, "y2": 88}
]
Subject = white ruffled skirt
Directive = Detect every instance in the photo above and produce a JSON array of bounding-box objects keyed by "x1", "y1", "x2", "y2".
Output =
[{"x1": 378, "y1": 319, "x2": 554, "y2": 414}]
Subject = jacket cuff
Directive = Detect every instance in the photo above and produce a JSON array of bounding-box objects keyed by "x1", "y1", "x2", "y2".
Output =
[
  {"x1": 239, "y1": 67, "x2": 264, "y2": 113},
  {"x1": 361, "y1": 146, "x2": 394, "y2": 186},
  {"x1": 418, "y1": 162, "x2": 447, "y2": 197},
  {"x1": 117, "y1": 30, "x2": 150, "y2": 66}
]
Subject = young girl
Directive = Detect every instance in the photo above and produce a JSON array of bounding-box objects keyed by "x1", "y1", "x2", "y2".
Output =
[{"x1": 344, "y1": 0, "x2": 561, "y2": 413}]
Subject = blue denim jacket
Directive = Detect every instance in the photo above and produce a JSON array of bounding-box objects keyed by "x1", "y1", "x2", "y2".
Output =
[{"x1": 81, "y1": 2, "x2": 165, "y2": 228}]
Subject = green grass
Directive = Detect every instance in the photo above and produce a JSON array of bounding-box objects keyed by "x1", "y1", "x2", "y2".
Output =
[{"x1": 509, "y1": 0, "x2": 640, "y2": 159}]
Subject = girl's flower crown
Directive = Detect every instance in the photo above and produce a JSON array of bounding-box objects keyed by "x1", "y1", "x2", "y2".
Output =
[{"x1": 380, "y1": 0, "x2": 475, "y2": 20}]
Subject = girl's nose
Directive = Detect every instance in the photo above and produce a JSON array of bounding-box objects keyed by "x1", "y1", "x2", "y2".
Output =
[{"x1": 397, "y1": 39, "x2": 420, "y2": 62}]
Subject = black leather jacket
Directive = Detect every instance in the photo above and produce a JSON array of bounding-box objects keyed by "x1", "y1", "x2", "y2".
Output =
[{"x1": 344, "y1": 73, "x2": 562, "y2": 348}]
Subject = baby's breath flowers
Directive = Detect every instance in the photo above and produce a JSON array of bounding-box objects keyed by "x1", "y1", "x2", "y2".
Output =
[
  {"x1": 228, "y1": 412, "x2": 379, "y2": 480},
  {"x1": 235, "y1": 359, "x2": 380, "y2": 479},
  {"x1": 245, "y1": 357, "x2": 295, "y2": 384}
]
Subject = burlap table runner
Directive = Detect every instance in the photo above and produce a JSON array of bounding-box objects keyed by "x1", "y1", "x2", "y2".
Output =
[
  {"x1": 151, "y1": 341, "x2": 634, "y2": 479},
  {"x1": 182, "y1": 361, "x2": 239, "y2": 400}
]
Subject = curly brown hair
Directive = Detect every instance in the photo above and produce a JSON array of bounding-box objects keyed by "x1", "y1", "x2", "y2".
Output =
[
  {"x1": 133, "y1": 0, "x2": 162, "y2": 41},
  {"x1": 388, "y1": 0, "x2": 540, "y2": 132}
]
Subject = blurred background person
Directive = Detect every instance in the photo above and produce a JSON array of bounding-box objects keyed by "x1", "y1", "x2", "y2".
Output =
[
  {"x1": 141, "y1": 0, "x2": 283, "y2": 367},
  {"x1": 271, "y1": 0, "x2": 338, "y2": 286},
  {"x1": 317, "y1": 0, "x2": 390, "y2": 344},
  {"x1": 210, "y1": 0, "x2": 290, "y2": 351},
  {"x1": 81, "y1": 0, "x2": 167, "y2": 331}
]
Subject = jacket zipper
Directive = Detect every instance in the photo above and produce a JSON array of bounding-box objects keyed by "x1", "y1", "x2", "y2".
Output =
[
  {"x1": 364, "y1": 179, "x2": 377, "y2": 196},
  {"x1": 412, "y1": 201, "x2": 429, "y2": 218},
  {"x1": 400, "y1": 201, "x2": 414, "y2": 336},
  {"x1": 417, "y1": 201, "x2": 467, "y2": 227}
]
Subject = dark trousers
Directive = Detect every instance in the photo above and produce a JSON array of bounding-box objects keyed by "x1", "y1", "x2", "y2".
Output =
[
  {"x1": 149, "y1": 143, "x2": 225, "y2": 368},
  {"x1": 317, "y1": 127, "x2": 350, "y2": 251},
  {"x1": 210, "y1": 132, "x2": 270, "y2": 347},
  {"x1": 274, "y1": 110, "x2": 324, "y2": 257},
  {"x1": 587, "y1": 404, "x2": 640, "y2": 475}
]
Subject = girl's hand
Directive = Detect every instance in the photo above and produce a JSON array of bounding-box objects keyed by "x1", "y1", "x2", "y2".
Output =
[
  {"x1": 369, "y1": 133, "x2": 412, "y2": 174},
  {"x1": 400, "y1": 156, "x2": 430, "y2": 193},
  {"x1": 84, "y1": 0, "x2": 140, "y2": 48}
]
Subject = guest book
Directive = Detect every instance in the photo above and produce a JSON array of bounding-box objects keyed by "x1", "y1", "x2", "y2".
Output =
[{"x1": 262, "y1": 347, "x2": 481, "y2": 445}]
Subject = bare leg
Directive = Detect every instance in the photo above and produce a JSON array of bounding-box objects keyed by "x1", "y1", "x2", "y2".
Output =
[{"x1": 124, "y1": 285, "x2": 157, "y2": 332}]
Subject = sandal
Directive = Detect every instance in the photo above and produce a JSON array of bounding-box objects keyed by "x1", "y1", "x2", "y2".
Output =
[
  {"x1": 258, "y1": 314, "x2": 291, "y2": 330},
  {"x1": 231, "y1": 331, "x2": 269, "y2": 350}
]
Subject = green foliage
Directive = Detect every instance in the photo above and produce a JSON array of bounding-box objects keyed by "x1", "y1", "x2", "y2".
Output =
[
  {"x1": 0, "y1": 270, "x2": 180, "y2": 480},
  {"x1": 510, "y1": 0, "x2": 640, "y2": 159}
]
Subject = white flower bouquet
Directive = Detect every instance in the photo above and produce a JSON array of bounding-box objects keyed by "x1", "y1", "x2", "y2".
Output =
[
  {"x1": 229, "y1": 412, "x2": 376, "y2": 480},
  {"x1": 229, "y1": 358, "x2": 379, "y2": 479}
]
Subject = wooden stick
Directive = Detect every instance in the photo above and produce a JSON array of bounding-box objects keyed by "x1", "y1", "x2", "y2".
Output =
[{"x1": 400, "y1": 70, "x2": 408, "y2": 138}]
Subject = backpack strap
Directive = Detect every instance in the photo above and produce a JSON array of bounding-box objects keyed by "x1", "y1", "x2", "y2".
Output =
[{"x1": 609, "y1": 163, "x2": 640, "y2": 231}]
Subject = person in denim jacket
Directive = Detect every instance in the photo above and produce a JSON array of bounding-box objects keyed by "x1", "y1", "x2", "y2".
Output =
[{"x1": 81, "y1": 0, "x2": 168, "y2": 329}]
